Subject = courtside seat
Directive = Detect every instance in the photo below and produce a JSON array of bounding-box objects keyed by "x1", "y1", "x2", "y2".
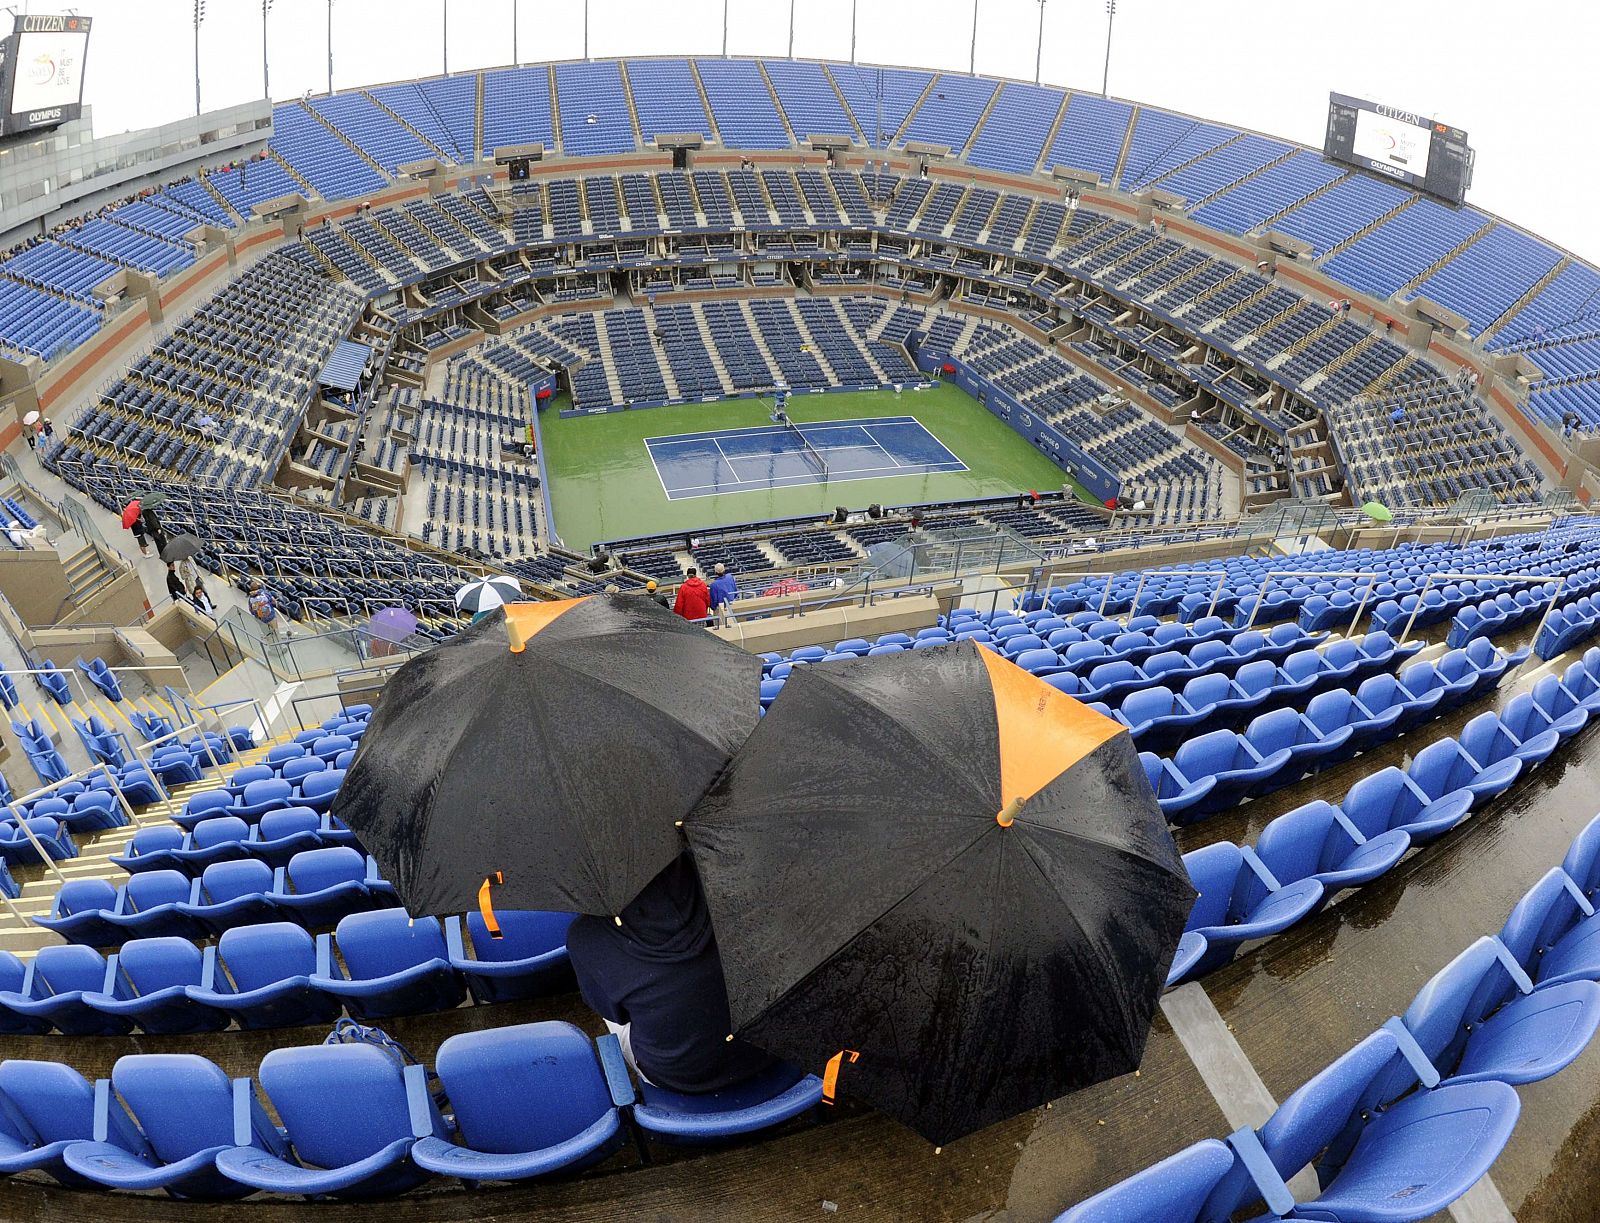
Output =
[
  {"x1": 88, "y1": 938, "x2": 227, "y2": 1035},
  {"x1": 632, "y1": 1057, "x2": 823, "y2": 1143},
  {"x1": 314, "y1": 910, "x2": 464, "y2": 1020},
  {"x1": 446, "y1": 910, "x2": 576, "y2": 1003},
  {"x1": 0, "y1": 1061, "x2": 130, "y2": 1185},
  {"x1": 1252, "y1": 800, "x2": 1410, "y2": 905},
  {"x1": 62, "y1": 1054, "x2": 280, "y2": 1199},
  {"x1": 0, "y1": 945, "x2": 131, "y2": 1036},
  {"x1": 35, "y1": 878, "x2": 122, "y2": 947},
  {"x1": 186, "y1": 922, "x2": 341, "y2": 1030},
  {"x1": 1342, "y1": 767, "x2": 1473, "y2": 846},
  {"x1": 217, "y1": 1043, "x2": 448, "y2": 1198},
  {"x1": 1387, "y1": 936, "x2": 1600, "y2": 1089},
  {"x1": 1167, "y1": 842, "x2": 1322, "y2": 985},
  {"x1": 412, "y1": 1022, "x2": 630, "y2": 1180}
]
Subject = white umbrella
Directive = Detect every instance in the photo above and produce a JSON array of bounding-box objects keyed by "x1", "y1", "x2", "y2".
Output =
[
  {"x1": 454, "y1": 575, "x2": 524, "y2": 614},
  {"x1": 21, "y1": 411, "x2": 38, "y2": 425}
]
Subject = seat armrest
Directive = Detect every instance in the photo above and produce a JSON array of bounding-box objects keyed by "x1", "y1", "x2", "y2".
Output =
[
  {"x1": 1224, "y1": 1125, "x2": 1293, "y2": 1218},
  {"x1": 1381, "y1": 1016, "x2": 1441, "y2": 1089},
  {"x1": 596, "y1": 1033, "x2": 637, "y2": 1108}
]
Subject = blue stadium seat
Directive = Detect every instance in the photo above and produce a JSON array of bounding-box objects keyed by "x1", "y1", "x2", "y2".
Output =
[
  {"x1": 0, "y1": 944, "x2": 129, "y2": 1036},
  {"x1": 186, "y1": 922, "x2": 341, "y2": 1030},
  {"x1": 1251, "y1": 800, "x2": 1410, "y2": 904},
  {"x1": 446, "y1": 909, "x2": 576, "y2": 1003},
  {"x1": 631, "y1": 1059, "x2": 824, "y2": 1143},
  {"x1": 314, "y1": 910, "x2": 464, "y2": 1020},
  {"x1": 1342, "y1": 767, "x2": 1473, "y2": 846},
  {"x1": 1053, "y1": 1139, "x2": 1235, "y2": 1223},
  {"x1": 1168, "y1": 842, "x2": 1322, "y2": 985},
  {"x1": 0, "y1": 1060, "x2": 129, "y2": 1185},
  {"x1": 216, "y1": 1043, "x2": 447, "y2": 1198},
  {"x1": 89, "y1": 937, "x2": 227, "y2": 1035},
  {"x1": 411, "y1": 1022, "x2": 630, "y2": 1181}
]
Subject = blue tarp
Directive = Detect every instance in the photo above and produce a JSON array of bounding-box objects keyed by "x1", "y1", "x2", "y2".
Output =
[{"x1": 318, "y1": 340, "x2": 371, "y2": 391}]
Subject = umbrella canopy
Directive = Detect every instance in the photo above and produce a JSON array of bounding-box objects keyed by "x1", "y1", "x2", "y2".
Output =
[
  {"x1": 684, "y1": 642, "x2": 1192, "y2": 1145},
  {"x1": 120, "y1": 501, "x2": 142, "y2": 529},
  {"x1": 454, "y1": 575, "x2": 523, "y2": 614},
  {"x1": 21, "y1": 411, "x2": 39, "y2": 425},
  {"x1": 139, "y1": 490, "x2": 171, "y2": 510},
  {"x1": 1360, "y1": 501, "x2": 1394, "y2": 522},
  {"x1": 368, "y1": 607, "x2": 418, "y2": 643},
  {"x1": 159, "y1": 534, "x2": 205, "y2": 563},
  {"x1": 332, "y1": 594, "x2": 761, "y2": 918}
]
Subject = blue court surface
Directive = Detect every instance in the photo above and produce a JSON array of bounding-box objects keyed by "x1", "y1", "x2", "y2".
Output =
[{"x1": 645, "y1": 416, "x2": 968, "y2": 501}]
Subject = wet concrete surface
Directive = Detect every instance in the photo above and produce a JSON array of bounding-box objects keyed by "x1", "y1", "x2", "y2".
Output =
[{"x1": 0, "y1": 637, "x2": 1595, "y2": 1219}]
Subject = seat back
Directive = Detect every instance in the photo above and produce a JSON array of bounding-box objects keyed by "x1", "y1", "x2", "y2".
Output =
[
  {"x1": 112, "y1": 1054, "x2": 235, "y2": 1161},
  {"x1": 1392, "y1": 937, "x2": 1523, "y2": 1092},
  {"x1": 258, "y1": 807, "x2": 322, "y2": 842},
  {"x1": 239, "y1": 778, "x2": 293, "y2": 809},
  {"x1": 199, "y1": 858, "x2": 274, "y2": 906},
  {"x1": 434, "y1": 1021, "x2": 612, "y2": 1154},
  {"x1": 335, "y1": 909, "x2": 446, "y2": 979},
  {"x1": 183, "y1": 789, "x2": 233, "y2": 821},
  {"x1": 32, "y1": 944, "x2": 107, "y2": 997},
  {"x1": 257, "y1": 1044, "x2": 422, "y2": 1168},
  {"x1": 116, "y1": 937, "x2": 205, "y2": 997},
  {"x1": 1179, "y1": 842, "x2": 1244, "y2": 930},
  {"x1": 0, "y1": 1060, "x2": 131, "y2": 1147},
  {"x1": 218, "y1": 922, "x2": 317, "y2": 992},
  {"x1": 465, "y1": 909, "x2": 575, "y2": 964},
  {"x1": 1173, "y1": 730, "x2": 1240, "y2": 778},
  {"x1": 191, "y1": 816, "x2": 250, "y2": 851},
  {"x1": 298, "y1": 771, "x2": 345, "y2": 803},
  {"x1": 124, "y1": 870, "x2": 191, "y2": 912},
  {"x1": 55, "y1": 878, "x2": 116, "y2": 918},
  {"x1": 286, "y1": 847, "x2": 364, "y2": 894}
]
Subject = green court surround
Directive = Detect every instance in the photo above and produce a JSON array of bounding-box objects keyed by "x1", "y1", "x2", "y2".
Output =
[{"x1": 537, "y1": 384, "x2": 1095, "y2": 551}]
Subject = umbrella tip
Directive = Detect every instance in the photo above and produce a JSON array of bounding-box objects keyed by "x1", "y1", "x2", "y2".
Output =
[
  {"x1": 997, "y1": 797, "x2": 1024, "y2": 828},
  {"x1": 614, "y1": 914, "x2": 622, "y2": 927}
]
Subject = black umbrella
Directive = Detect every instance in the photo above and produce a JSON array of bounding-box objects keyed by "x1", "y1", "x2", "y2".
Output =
[
  {"x1": 332, "y1": 594, "x2": 760, "y2": 918},
  {"x1": 159, "y1": 533, "x2": 205, "y2": 563},
  {"x1": 684, "y1": 641, "x2": 1192, "y2": 1145}
]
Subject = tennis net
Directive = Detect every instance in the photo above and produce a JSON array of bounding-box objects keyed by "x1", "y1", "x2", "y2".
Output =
[{"x1": 786, "y1": 419, "x2": 830, "y2": 481}]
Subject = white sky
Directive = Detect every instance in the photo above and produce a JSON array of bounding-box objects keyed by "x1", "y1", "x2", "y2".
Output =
[{"x1": 50, "y1": 0, "x2": 1599, "y2": 261}]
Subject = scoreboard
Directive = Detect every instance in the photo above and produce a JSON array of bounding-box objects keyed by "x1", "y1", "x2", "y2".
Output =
[
  {"x1": 0, "y1": 14, "x2": 92, "y2": 138},
  {"x1": 1324, "y1": 92, "x2": 1474, "y2": 207}
]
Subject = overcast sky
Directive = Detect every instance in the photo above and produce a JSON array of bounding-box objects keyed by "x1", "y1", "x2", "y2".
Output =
[{"x1": 55, "y1": 0, "x2": 1598, "y2": 261}]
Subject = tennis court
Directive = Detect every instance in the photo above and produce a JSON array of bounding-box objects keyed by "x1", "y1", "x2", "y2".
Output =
[{"x1": 645, "y1": 416, "x2": 968, "y2": 501}]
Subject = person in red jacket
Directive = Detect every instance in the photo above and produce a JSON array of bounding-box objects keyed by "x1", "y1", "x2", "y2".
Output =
[{"x1": 672, "y1": 568, "x2": 711, "y2": 622}]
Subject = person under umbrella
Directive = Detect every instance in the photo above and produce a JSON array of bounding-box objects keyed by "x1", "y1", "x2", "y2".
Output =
[
  {"x1": 454, "y1": 575, "x2": 523, "y2": 623},
  {"x1": 566, "y1": 852, "x2": 788, "y2": 1094},
  {"x1": 330, "y1": 594, "x2": 761, "y2": 920},
  {"x1": 684, "y1": 641, "x2": 1193, "y2": 1146}
]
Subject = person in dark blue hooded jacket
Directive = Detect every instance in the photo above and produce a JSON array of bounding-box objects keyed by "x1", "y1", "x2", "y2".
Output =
[{"x1": 566, "y1": 852, "x2": 781, "y2": 1094}]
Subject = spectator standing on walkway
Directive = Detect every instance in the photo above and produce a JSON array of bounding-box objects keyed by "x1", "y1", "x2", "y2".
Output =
[
  {"x1": 249, "y1": 581, "x2": 281, "y2": 637},
  {"x1": 673, "y1": 567, "x2": 711, "y2": 622},
  {"x1": 165, "y1": 563, "x2": 187, "y2": 606},
  {"x1": 708, "y1": 563, "x2": 737, "y2": 614}
]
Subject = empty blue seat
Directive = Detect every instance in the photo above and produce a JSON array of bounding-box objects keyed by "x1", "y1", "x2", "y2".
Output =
[
  {"x1": 273, "y1": 847, "x2": 393, "y2": 927},
  {"x1": 0, "y1": 951, "x2": 48, "y2": 1035},
  {"x1": 631, "y1": 1058, "x2": 824, "y2": 1143},
  {"x1": 1252, "y1": 800, "x2": 1410, "y2": 904},
  {"x1": 0, "y1": 944, "x2": 129, "y2": 1036},
  {"x1": 186, "y1": 921, "x2": 341, "y2": 1030},
  {"x1": 1407, "y1": 736, "x2": 1520, "y2": 810},
  {"x1": 89, "y1": 937, "x2": 226, "y2": 1035},
  {"x1": 446, "y1": 909, "x2": 576, "y2": 1003},
  {"x1": 105, "y1": 870, "x2": 201, "y2": 941},
  {"x1": 35, "y1": 878, "x2": 122, "y2": 947},
  {"x1": 314, "y1": 910, "x2": 464, "y2": 1020},
  {"x1": 0, "y1": 1060, "x2": 128, "y2": 1185},
  {"x1": 183, "y1": 858, "x2": 279, "y2": 935},
  {"x1": 217, "y1": 1043, "x2": 448, "y2": 1198},
  {"x1": 1053, "y1": 1139, "x2": 1235, "y2": 1222},
  {"x1": 1388, "y1": 935, "x2": 1600, "y2": 1090},
  {"x1": 1168, "y1": 842, "x2": 1322, "y2": 985},
  {"x1": 411, "y1": 1022, "x2": 630, "y2": 1181},
  {"x1": 63, "y1": 1053, "x2": 282, "y2": 1198},
  {"x1": 1342, "y1": 766, "x2": 1473, "y2": 846}
]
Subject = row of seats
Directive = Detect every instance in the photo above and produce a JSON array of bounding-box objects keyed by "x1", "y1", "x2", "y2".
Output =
[
  {"x1": 0, "y1": 907, "x2": 574, "y2": 1036},
  {"x1": 1064, "y1": 803, "x2": 1600, "y2": 1222},
  {"x1": 0, "y1": 1018, "x2": 820, "y2": 1199},
  {"x1": 1168, "y1": 650, "x2": 1600, "y2": 983},
  {"x1": 1141, "y1": 643, "x2": 1520, "y2": 823}
]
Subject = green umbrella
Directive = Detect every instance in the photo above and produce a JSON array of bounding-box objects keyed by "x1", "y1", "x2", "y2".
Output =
[
  {"x1": 138, "y1": 490, "x2": 172, "y2": 510},
  {"x1": 1360, "y1": 501, "x2": 1393, "y2": 523}
]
